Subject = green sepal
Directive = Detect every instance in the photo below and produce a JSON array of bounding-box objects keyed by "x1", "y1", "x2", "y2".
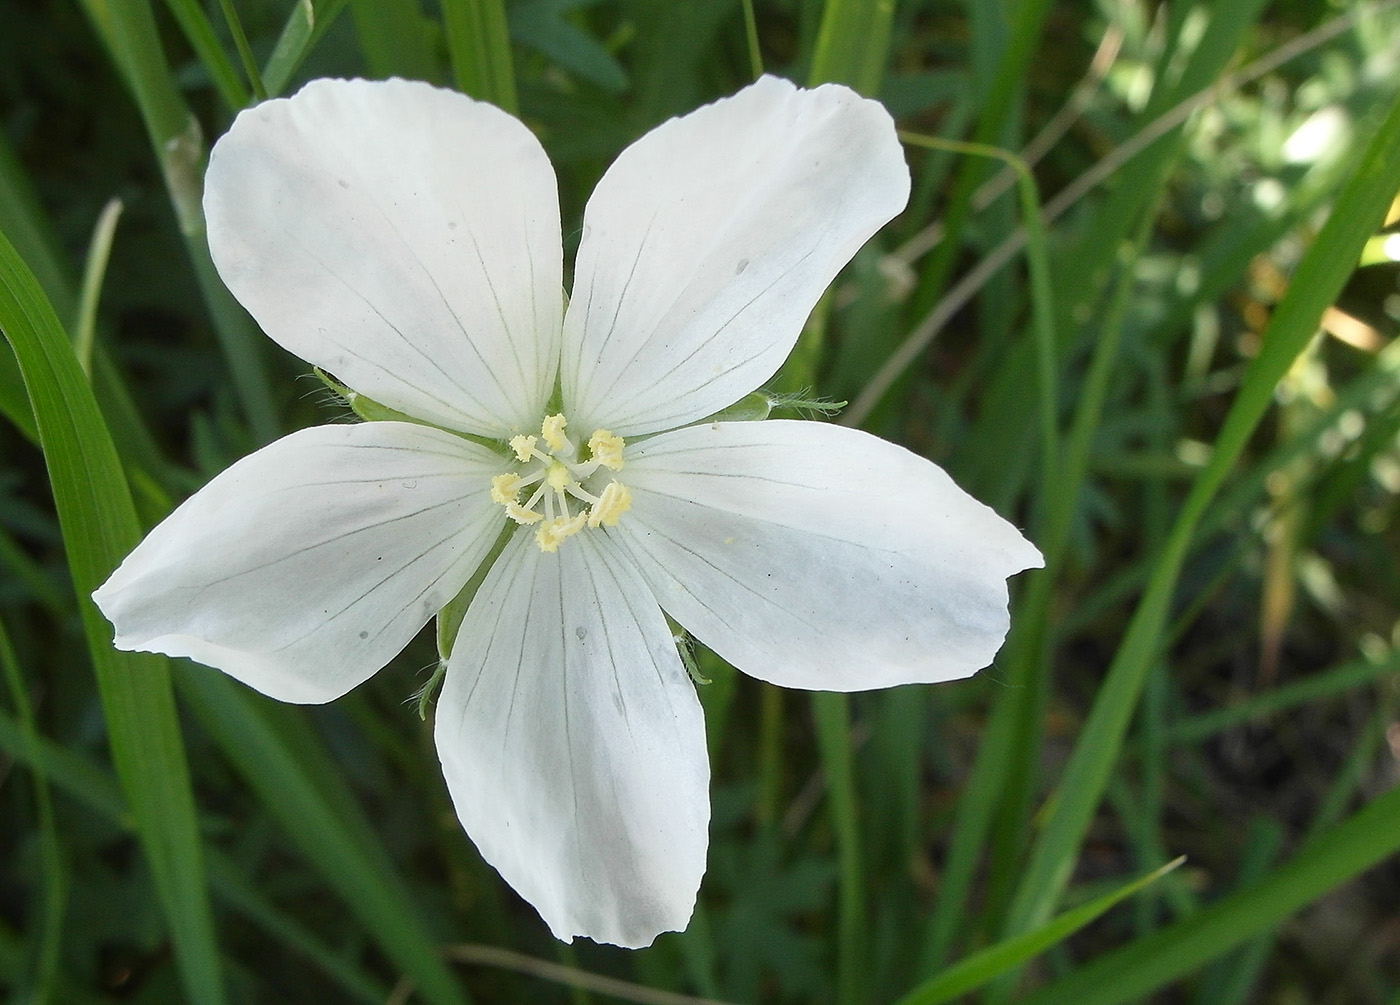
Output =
[
  {"x1": 313, "y1": 367, "x2": 421, "y2": 424},
  {"x1": 699, "y1": 389, "x2": 848, "y2": 425},
  {"x1": 674, "y1": 630, "x2": 710, "y2": 686},
  {"x1": 701, "y1": 391, "x2": 774, "y2": 423},
  {"x1": 312, "y1": 368, "x2": 505, "y2": 453}
]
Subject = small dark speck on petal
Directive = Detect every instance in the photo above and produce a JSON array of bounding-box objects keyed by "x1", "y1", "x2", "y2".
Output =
[
  {"x1": 337, "y1": 178, "x2": 349, "y2": 189},
  {"x1": 735, "y1": 258, "x2": 749, "y2": 274},
  {"x1": 575, "y1": 626, "x2": 587, "y2": 641},
  {"x1": 448, "y1": 220, "x2": 458, "y2": 229},
  {"x1": 358, "y1": 630, "x2": 368, "y2": 640}
]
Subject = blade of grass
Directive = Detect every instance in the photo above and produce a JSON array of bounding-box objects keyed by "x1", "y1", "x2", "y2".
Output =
[
  {"x1": 72, "y1": 198, "x2": 123, "y2": 378},
  {"x1": 895, "y1": 858, "x2": 1183, "y2": 1005},
  {"x1": 263, "y1": 0, "x2": 350, "y2": 96},
  {"x1": 0, "y1": 701, "x2": 393, "y2": 1004},
  {"x1": 812, "y1": 691, "x2": 865, "y2": 1005},
  {"x1": 350, "y1": 0, "x2": 442, "y2": 83},
  {"x1": 158, "y1": 0, "x2": 250, "y2": 109},
  {"x1": 75, "y1": 0, "x2": 279, "y2": 444},
  {"x1": 214, "y1": 0, "x2": 268, "y2": 100},
  {"x1": 807, "y1": 0, "x2": 895, "y2": 96},
  {"x1": 442, "y1": 0, "x2": 517, "y2": 111},
  {"x1": 1168, "y1": 651, "x2": 1400, "y2": 745},
  {"x1": 0, "y1": 226, "x2": 226, "y2": 1003},
  {"x1": 1001, "y1": 85, "x2": 1400, "y2": 941},
  {"x1": 0, "y1": 615, "x2": 65, "y2": 1002},
  {"x1": 178, "y1": 670, "x2": 471, "y2": 1005},
  {"x1": 1016, "y1": 784, "x2": 1400, "y2": 1005}
]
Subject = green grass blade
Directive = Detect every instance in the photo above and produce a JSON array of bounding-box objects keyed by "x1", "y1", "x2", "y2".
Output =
[
  {"x1": 807, "y1": 0, "x2": 895, "y2": 94},
  {"x1": 263, "y1": 0, "x2": 350, "y2": 96},
  {"x1": 158, "y1": 0, "x2": 251, "y2": 109},
  {"x1": 1017, "y1": 786, "x2": 1400, "y2": 1005},
  {"x1": 0, "y1": 615, "x2": 66, "y2": 1002},
  {"x1": 215, "y1": 0, "x2": 267, "y2": 100},
  {"x1": 0, "y1": 226, "x2": 226, "y2": 1003},
  {"x1": 812, "y1": 691, "x2": 865, "y2": 1005},
  {"x1": 1168, "y1": 651, "x2": 1400, "y2": 745},
  {"x1": 178, "y1": 670, "x2": 471, "y2": 1005},
  {"x1": 1002, "y1": 86, "x2": 1400, "y2": 940},
  {"x1": 442, "y1": 0, "x2": 517, "y2": 111},
  {"x1": 0, "y1": 699, "x2": 394, "y2": 1004},
  {"x1": 350, "y1": 0, "x2": 442, "y2": 83},
  {"x1": 72, "y1": 198, "x2": 123, "y2": 378},
  {"x1": 75, "y1": 0, "x2": 279, "y2": 444},
  {"x1": 896, "y1": 858, "x2": 1182, "y2": 1005}
]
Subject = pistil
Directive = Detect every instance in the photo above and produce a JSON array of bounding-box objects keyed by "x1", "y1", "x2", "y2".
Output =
[{"x1": 493, "y1": 414, "x2": 632, "y2": 550}]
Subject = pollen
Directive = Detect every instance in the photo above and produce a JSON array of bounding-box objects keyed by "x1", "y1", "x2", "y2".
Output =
[
  {"x1": 588, "y1": 482, "x2": 631, "y2": 528},
  {"x1": 491, "y1": 472, "x2": 523, "y2": 505},
  {"x1": 587, "y1": 430, "x2": 625, "y2": 471},
  {"x1": 510, "y1": 434, "x2": 538, "y2": 462},
  {"x1": 495, "y1": 412, "x2": 633, "y2": 551},
  {"x1": 541, "y1": 413, "x2": 569, "y2": 452},
  {"x1": 535, "y1": 512, "x2": 587, "y2": 552}
]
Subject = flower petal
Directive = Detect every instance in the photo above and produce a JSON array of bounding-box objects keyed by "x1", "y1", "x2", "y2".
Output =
[
  {"x1": 93, "y1": 422, "x2": 506, "y2": 703},
  {"x1": 435, "y1": 531, "x2": 709, "y2": 948},
  {"x1": 611, "y1": 420, "x2": 1043, "y2": 690},
  {"x1": 561, "y1": 75, "x2": 910, "y2": 437},
  {"x1": 205, "y1": 78, "x2": 562, "y2": 438}
]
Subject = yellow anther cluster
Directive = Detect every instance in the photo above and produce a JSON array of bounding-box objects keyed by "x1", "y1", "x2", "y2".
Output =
[
  {"x1": 587, "y1": 482, "x2": 631, "y2": 528},
  {"x1": 493, "y1": 414, "x2": 632, "y2": 551},
  {"x1": 541, "y1": 413, "x2": 569, "y2": 452},
  {"x1": 587, "y1": 430, "x2": 625, "y2": 471},
  {"x1": 490, "y1": 472, "x2": 523, "y2": 506},
  {"x1": 509, "y1": 434, "x2": 538, "y2": 462},
  {"x1": 535, "y1": 513, "x2": 588, "y2": 553}
]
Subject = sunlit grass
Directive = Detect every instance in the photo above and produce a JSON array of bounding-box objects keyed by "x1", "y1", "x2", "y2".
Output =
[{"x1": 3, "y1": 0, "x2": 1400, "y2": 1002}]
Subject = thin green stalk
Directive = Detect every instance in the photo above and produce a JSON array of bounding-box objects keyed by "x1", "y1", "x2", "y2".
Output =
[
  {"x1": 0, "y1": 702, "x2": 393, "y2": 1004},
  {"x1": 812, "y1": 692, "x2": 864, "y2": 1005},
  {"x1": 904, "y1": 0, "x2": 1054, "y2": 326},
  {"x1": 1001, "y1": 86, "x2": 1400, "y2": 941},
  {"x1": 77, "y1": 0, "x2": 279, "y2": 443},
  {"x1": 756, "y1": 684, "x2": 784, "y2": 830},
  {"x1": 740, "y1": 0, "x2": 763, "y2": 79},
  {"x1": 442, "y1": 0, "x2": 517, "y2": 111},
  {"x1": 919, "y1": 153, "x2": 1137, "y2": 973},
  {"x1": 0, "y1": 616, "x2": 65, "y2": 1003},
  {"x1": 0, "y1": 227, "x2": 226, "y2": 1004},
  {"x1": 1168, "y1": 652, "x2": 1400, "y2": 745},
  {"x1": 72, "y1": 198, "x2": 123, "y2": 378},
  {"x1": 1017, "y1": 785, "x2": 1400, "y2": 1005},
  {"x1": 807, "y1": 0, "x2": 895, "y2": 95},
  {"x1": 158, "y1": 0, "x2": 250, "y2": 109},
  {"x1": 263, "y1": 0, "x2": 351, "y2": 97},
  {"x1": 216, "y1": 0, "x2": 268, "y2": 100},
  {"x1": 896, "y1": 859, "x2": 1182, "y2": 1005}
]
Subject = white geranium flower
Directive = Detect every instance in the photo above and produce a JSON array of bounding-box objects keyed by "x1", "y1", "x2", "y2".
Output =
[{"x1": 93, "y1": 76, "x2": 1042, "y2": 949}]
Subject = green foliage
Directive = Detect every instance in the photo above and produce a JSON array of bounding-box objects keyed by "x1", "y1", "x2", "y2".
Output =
[{"x1": 4, "y1": 0, "x2": 1400, "y2": 1002}]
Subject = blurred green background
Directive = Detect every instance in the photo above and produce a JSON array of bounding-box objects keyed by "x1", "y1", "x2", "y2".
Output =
[{"x1": 4, "y1": 0, "x2": 1400, "y2": 1002}]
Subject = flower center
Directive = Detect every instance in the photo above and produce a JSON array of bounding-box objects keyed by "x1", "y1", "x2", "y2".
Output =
[{"x1": 490, "y1": 414, "x2": 632, "y2": 553}]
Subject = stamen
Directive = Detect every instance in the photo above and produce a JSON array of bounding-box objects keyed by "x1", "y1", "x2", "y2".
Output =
[
  {"x1": 588, "y1": 482, "x2": 632, "y2": 528},
  {"x1": 495, "y1": 414, "x2": 633, "y2": 550},
  {"x1": 541, "y1": 413, "x2": 569, "y2": 452},
  {"x1": 535, "y1": 512, "x2": 587, "y2": 552},
  {"x1": 510, "y1": 434, "x2": 538, "y2": 462},
  {"x1": 491, "y1": 472, "x2": 523, "y2": 506},
  {"x1": 587, "y1": 430, "x2": 625, "y2": 471},
  {"x1": 505, "y1": 501, "x2": 543, "y2": 525}
]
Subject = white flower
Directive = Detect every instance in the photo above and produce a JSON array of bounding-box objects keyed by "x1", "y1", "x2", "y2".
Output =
[{"x1": 93, "y1": 76, "x2": 1043, "y2": 949}]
